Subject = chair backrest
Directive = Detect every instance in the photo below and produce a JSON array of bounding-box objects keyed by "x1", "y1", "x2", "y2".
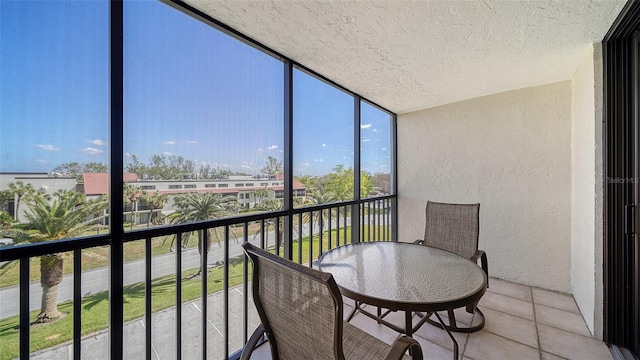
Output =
[
  {"x1": 243, "y1": 242, "x2": 345, "y2": 360},
  {"x1": 423, "y1": 201, "x2": 480, "y2": 260}
]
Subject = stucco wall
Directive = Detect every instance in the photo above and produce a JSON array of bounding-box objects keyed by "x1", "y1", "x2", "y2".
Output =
[
  {"x1": 397, "y1": 82, "x2": 572, "y2": 292},
  {"x1": 571, "y1": 43, "x2": 604, "y2": 338}
]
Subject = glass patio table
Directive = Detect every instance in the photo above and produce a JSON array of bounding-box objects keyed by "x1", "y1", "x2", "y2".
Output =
[{"x1": 318, "y1": 241, "x2": 487, "y2": 359}]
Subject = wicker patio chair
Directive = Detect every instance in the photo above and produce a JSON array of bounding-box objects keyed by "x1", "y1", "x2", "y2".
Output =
[
  {"x1": 414, "y1": 201, "x2": 488, "y2": 332},
  {"x1": 240, "y1": 242, "x2": 423, "y2": 360}
]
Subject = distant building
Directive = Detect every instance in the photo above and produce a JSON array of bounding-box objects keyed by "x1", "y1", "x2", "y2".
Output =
[
  {"x1": 0, "y1": 173, "x2": 78, "y2": 222},
  {"x1": 0, "y1": 172, "x2": 306, "y2": 226},
  {"x1": 82, "y1": 173, "x2": 306, "y2": 225}
]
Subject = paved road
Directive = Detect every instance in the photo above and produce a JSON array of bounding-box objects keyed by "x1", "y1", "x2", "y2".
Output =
[
  {"x1": 0, "y1": 232, "x2": 261, "y2": 319},
  {"x1": 0, "y1": 218, "x2": 358, "y2": 319}
]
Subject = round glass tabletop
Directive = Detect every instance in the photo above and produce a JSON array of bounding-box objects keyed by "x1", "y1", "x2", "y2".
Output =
[{"x1": 318, "y1": 241, "x2": 486, "y2": 312}]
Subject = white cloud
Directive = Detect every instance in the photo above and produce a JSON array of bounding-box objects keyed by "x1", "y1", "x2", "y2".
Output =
[
  {"x1": 81, "y1": 147, "x2": 104, "y2": 155},
  {"x1": 257, "y1": 148, "x2": 263, "y2": 152},
  {"x1": 185, "y1": 140, "x2": 198, "y2": 144},
  {"x1": 381, "y1": 147, "x2": 387, "y2": 151},
  {"x1": 163, "y1": 151, "x2": 173, "y2": 156},
  {"x1": 314, "y1": 159, "x2": 324, "y2": 162},
  {"x1": 267, "y1": 145, "x2": 278, "y2": 150},
  {"x1": 87, "y1": 139, "x2": 107, "y2": 146},
  {"x1": 322, "y1": 143, "x2": 327, "y2": 148},
  {"x1": 241, "y1": 164, "x2": 252, "y2": 169},
  {"x1": 300, "y1": 162, "x2": 310, "y2": 167},
  {"x1": 278, "y1": 149, "x2": 284, "y2": 153},
  {"x1": 362, "y1": 138, "x2": 371, "y2": 142},
  {"x1": 361, "y1": 124, "x2": 372, "y2": 129},
  {"x1": 373, "y1": 128, "x2": 378, "y2": 132},
  {"x1": 37, "y1": 144, "x2": 60, "y2": 152},
  {"x1": 35, "y1": 159, "x2": 48, "y2": 164},
  {"x1": 125, "y1": 152, "x2": 133, "y2": 157},
  {"x1": 163, "y1": 140, "x2": 176, "y2": 145}
]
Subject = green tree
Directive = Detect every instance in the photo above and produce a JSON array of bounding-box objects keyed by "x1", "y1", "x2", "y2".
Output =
[
  {"x1": 360, "y1": 170, "x2": 374, "y2": 198},
  {"x1": 261, "y1": 156, "x2": 283, "y2": 177},
  {"x1": 23, "y1": 191, "x2": 108, "y2": 322},
  {"x1": 252, "y1": 199, "x2": 286, "y2": 249},
  {"x1": 198, "y1": 163, "x2": 217, "y2": 179},
  {"x1": 125, "y1": 155, "x2": 148, "y2": 178},
  {"x1": 324, "y1": 165, "x2": 373, "y2": 200},
  {"x1": 82, "y1": 162, "x2": 108, "y2": 174},
  {"x1": 142, "y1": 191, "x2": 168, "y2": 228},
  {"x1": 0, "y1": 211, "x2": 13, "y2": 228},
  {"x1": 52, "y1": 162, "x2": 108, "y2": 180},
  {"x1": 174, "y1": 192, "x2": 239, "y2": 277},
  {"x1": 251, "y1": 186, "x2": 271, "y2": 207},
  {"x1": 296, "y1": 175, "x2": 319, "y2": 190},
  {"x1": 8, "y1": 181, "x2": 36, "y2": 222},
  {"x1": 51, "y1": 162, "x2": 82, "y2": 177},
  {"x1": 372, "y1": 172, "x2": 391, "y2": 195},
  {"x1": 124, "y1": 184, "x2": 144, "y2": 230},
  {"x1": 126, "y1": 154, "x2": 200, "y2": 180},
  {"x1": 0, "y1": 189, "x2": 13, "y2": 214},
  {"x1": 308, "y1": 188, "x2": 338, "y2": 237}
]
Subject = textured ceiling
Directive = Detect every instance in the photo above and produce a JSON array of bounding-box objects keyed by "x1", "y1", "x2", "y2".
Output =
[{"x1": 185, "y1": 0, "x2": 627, "y2": 114}]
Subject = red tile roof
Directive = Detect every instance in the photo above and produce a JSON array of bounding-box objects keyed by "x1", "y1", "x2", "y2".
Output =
[{"x1": 83, "y1": 173, "x2": 138, "y2": 195}]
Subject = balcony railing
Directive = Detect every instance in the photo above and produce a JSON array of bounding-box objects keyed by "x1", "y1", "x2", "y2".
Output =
[{"x1": 0, "y1": 195, "x2": 396, "y2": 360}]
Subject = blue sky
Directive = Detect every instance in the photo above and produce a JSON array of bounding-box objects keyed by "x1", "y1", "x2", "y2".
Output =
[{"x1": 1, "y1": 0, "x2": 391, "y2": 177}]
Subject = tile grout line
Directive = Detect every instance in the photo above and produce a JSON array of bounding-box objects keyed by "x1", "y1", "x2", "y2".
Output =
[
  {"x1": 483, "y1": 290, "x2": 580, "y2": 320},
  {"x1": 474, "y1": 325, "x2": 541, "y2": 353},
  {"x1": 488, "y1": 281, "x2": 581, "y2": 314},
  {"x1": 531, "y1": 286, "x2": 543, "y2": 360},
  {"x1": 472, "y1": 307, "x2": 541, "y2": 351},
  {"x1": 479, "y1": 301, "x2": 533, "y2": 322},
  {"x1": 486, "y1": 292, "x2": 596, "y2": 340}
]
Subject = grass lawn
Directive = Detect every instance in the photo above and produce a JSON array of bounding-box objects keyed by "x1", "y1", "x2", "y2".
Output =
[
  {"x1": 0, "y1": 223, "x2": 263, "y2": 288},
  {"x1": 0, "y1": 258, "x2": 247, "y2": 360},
  {"x1": 0, "y1": 225, "x2": 390, "y2": 359}
]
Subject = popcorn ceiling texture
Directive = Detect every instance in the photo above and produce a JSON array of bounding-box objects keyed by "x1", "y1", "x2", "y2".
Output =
[
  {"x1": 397, "y1": 82, "x2": 572, "y2": 292},
  {"x1": 186, "y1": 0, "x2": 625, "y2": 114}
]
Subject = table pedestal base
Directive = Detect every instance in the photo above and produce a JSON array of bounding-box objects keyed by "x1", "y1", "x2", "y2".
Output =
[
  {"x1": 346, "y1": 302, "x2": 481, "y2": 360},
  {"x1": 417, "y1": 307, "x2": 486, "y2": 333}
]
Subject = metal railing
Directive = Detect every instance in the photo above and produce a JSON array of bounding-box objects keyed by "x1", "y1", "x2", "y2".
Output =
[{"x1": 0, "y1": 195, "x2": 396, "y2": 360}]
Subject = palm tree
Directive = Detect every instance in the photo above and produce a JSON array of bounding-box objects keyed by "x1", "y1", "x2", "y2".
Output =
[
  {"x1": 8, "y1": 181, "x2": 35, "y2": 222},
  {"x1": 251, "y1": 186, "x2": 271, "y2": 208},
  {"x1": 309, "y1": 188, "x2": 337, "y2": 239},
  {"x1": 124, "y1": 184, "x2": 144, "y2": 230},
  {"x1": 23, "y1": 191, "x2": 108, "y2": 323},
  {"x1": 142, "y1": 191, "x2": 168, "y2": 228},
  {"x1": 252, "y1": 199, "x2": 284, "y2": 247},
  {"x1": 0, "y1": 211, "x2": 13, "y2": 229},
  {"x1": 174, "y1": 192, "x2": 238, "y2": 277},
  {"x1": 0, "y1": 189, "x2": 13, "y2": 214}
]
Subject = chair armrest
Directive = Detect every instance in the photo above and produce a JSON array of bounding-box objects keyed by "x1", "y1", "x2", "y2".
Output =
[
  {"x1": 383, "y1": 334, "x2": 423, "y2": 360},
  {"x1": 240, "y1": 324, "x2": 265, "y2": 360},
  {"x1": 470, "y1": 249, "x2": 488, "y2": 288},
  {"x1": 413, "y1": 239, "x2": 424, "y2": 244}
]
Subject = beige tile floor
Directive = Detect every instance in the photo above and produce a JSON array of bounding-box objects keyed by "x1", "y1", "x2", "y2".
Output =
[{"x1": 249, "y1": 277, "x2": 613, "y2": 360}]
